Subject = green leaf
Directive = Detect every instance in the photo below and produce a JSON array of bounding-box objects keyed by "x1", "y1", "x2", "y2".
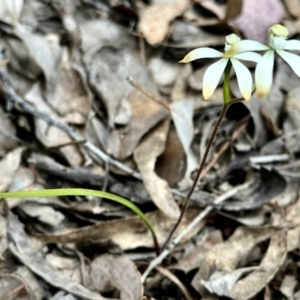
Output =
[{"x1": 0, "y1": 188, "x2": 159, "y2": 253}]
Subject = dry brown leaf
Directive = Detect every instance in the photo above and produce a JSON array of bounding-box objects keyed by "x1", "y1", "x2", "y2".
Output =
[
  {"x1": 91, "y1": 255, "x2": 142, "y2": 300},
  {"x1": 134, "y1": 120, "x2": 180, "y2": 219},
  {"x1": 0, "y1": 147, "x2": 22, "y2": 192},
  {"x1": 283, "y1": 0, "x2": 300, "y2": 17},
  {"x1": 230, "y1": 0, "x2": 285, "y2": 42},
  {"x1": 155, "y1": 128, "x2": 186, "y2": 186},
  {"x1": 280, "y1": 274, "x2": 298, "y2": 298},
  {"x1": 34, "y1": 209, "x2": 205, "y2": 250},
  {"x1": 139, "y1": 0, "x2": 189, "y2": 45}
]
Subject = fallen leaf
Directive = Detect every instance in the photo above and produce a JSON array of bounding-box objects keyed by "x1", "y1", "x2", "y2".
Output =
[
  {"x1": 230, "y1": 230, "x2": 287, "y2": 300},
  {"x1": 201, "y1": 266, "x2": 264, "y2": 297},
  {"x1": 91, "y1": 254, "x2": 142, "y2": 300},
  {"x1": 35, "y1": 209, "x2": 205, "y2": 250},
  {"x1": 134, "y1": 120, "x2": 180, "y2": 219},
  {"x1": 7, "y1": 212, "x2": 106, "y2": 300},
  {"x1": 139, "y1": 0, "x2": 189, "y2": 45}
]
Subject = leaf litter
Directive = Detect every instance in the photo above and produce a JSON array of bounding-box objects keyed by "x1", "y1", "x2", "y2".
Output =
[{"x1": 0, "y1": 0, "x2": 299, "y2": 299}]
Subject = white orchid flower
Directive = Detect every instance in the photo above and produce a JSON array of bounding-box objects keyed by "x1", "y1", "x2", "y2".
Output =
[
  {"x1": 179, "y1": 34, "x2": 264, "y2": 102},
  {"x1": 255, "y1": 24, "x2": 300, "y2": 98}
]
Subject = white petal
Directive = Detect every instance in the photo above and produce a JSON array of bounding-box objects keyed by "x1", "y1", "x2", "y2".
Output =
[
  {"x1": 225, "y1": 40, "x2": 269, "y2": 57},
  {"x1": 231, "y1": 58, "x2": 252, "y2": 101},
  {"x1": 234, "y1": 52, "x2": 262, "y2": 63},
  {"x1": 255, "y1": 50, "x2": 274, "y2": 98},
  {"x1": 276, "y1": 50, "x2": 300, "y2": 77},
  {"x1": 203, "y1": 58, "x2": 228, "y2": 100},
  {"x1": 179, "y1": 48, "x2": 222, "y2": 63},
  {"x1": 283, "y1": 40, "x2": 300, "y2": 51}
]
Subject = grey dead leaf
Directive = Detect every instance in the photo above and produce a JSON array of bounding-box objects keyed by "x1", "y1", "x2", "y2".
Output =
[
  {"x1": 0, "y1": 147, "x2": 22, "y2": 192},
  {"x1": 134, "y1": 120, "x2": 180, "y2": 219},
  {"x1": 201, "y1": 266, "x2": 264, "y2": 297},
  {"x1": 25, "y1": 82, "x2": 82, "y2": 166},
  {"x1": 86, "y1": 45, "x2": 168, "y2": 159},
  {"x1": 229, "y1": 0, "x2": 285, "y2": 42},
  {"x1": 219, "y1": 168, "x2": 286, "y2": 211},
  {"x1": 230, "y1": 230, "x2": 287, "y2": 300},
  {"x1": 7, "y1": 212, "x2": 106, "y2": 300},
  {"x1": 14, "y1": 24, "x2": 61, "y2": 92},
  {"x1": 46, "y1": 49, "x2": 90, "y2": 123},
  {"x1": 170, "y1": 99, "x2": 198, "y2": 186},
  {"x1": 91, "y1": 254, "x2": 142, "y2": 300},
  {"x1": 170, "y1": 20, "x2": 225, "y2": 48},
  {"x1": 18, "y1": 203, "x2": 65, "y2": 228},
  {"x1": 191, "y1": 226, "x2": 281, "y2": 295},
  {"x1": 35, "y1": 209, "x2": 205, "y2": 250},
  {"x1": 138, "y1": 0, "x2": 189, "y2": 45}
]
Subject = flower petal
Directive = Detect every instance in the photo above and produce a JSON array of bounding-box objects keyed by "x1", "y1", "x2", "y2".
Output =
[
  {"x1": 234, "y1": 52, "x2": 261, "y2": 63},
  {"x1": 231, "y1": 58, "x2": 253, "y2": 101},
  {"x1": 179, "y1": 48, "x2": 222, "y2": 63},
  {"x1": 276, "y1": 50, "x2": 300, "y2": 77},
  {"x1": 255, "y1": 50, "x2": 274, "y2": 98},
  {"x1": 203, "y1": 58, "x2": 228, "y2": 100},
  {"x1": 224, "y1": 40, "x2": 269, "y2": 57},
  {"x1": 283, "y1": 40, "x2": 300, "y2": 51}
]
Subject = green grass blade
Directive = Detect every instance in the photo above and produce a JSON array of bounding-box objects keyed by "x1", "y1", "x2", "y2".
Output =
[{"x1": 0, "y1": 188, "x2": 159, "y2": 254}]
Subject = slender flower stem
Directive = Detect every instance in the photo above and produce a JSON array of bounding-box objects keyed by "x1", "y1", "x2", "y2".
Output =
[{"x1": 161, "y1": 61, "x2": 241, "y2": 253}]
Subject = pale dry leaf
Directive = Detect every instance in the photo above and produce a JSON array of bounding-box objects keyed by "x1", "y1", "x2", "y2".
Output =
[
  {"x1": 170, "y1": 99, "x2": 198, "y2": 186},
  {"x1": 0, "y1": 0, "x2": 24, "y2": 26},
  {"x1": 134, "y1": 120, "x2": 180, "y2": 219},
  {"x1": 139, "y1": 0, "x2": 189, "y2": 45},
  {"x1": 0, "y1": 147, "x2": 23, "y2": 192},
  {"x1": 283, "y1": 0, "x2": 300, "y2": 17},
  {"x1": 230, "y1": 0, "x2": 285, "y2": 43},
  {"x1": 191, "y1": 226, "x2": 281, "y2": 295},
  {"x1": 91, "y1": 254, "x2": 142, "y2": 300},
  {"x1": 201, "y1": 266, "x2": 264, "y2": 297},
  {"x1": 230, "y1": 230, "x2": 287, "y2": 300},
  {"x1": 287, "y1": 226, "x2": 300, "y2": 252},
  {"x1": 19, "y1": 203, "x2": 65, "y2": 228},
  {"x1": 280, "y1": 275, "x2": 297, "y2": 298}
]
